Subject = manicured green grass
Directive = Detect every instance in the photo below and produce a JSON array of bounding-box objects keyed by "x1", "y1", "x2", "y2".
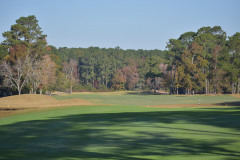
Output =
[
  {"x1": 53, "y1": 93, "x2": 240, "y2": 106},
  {"x1": 0, "y1": 104, "x2": 240, "y2": 160}
]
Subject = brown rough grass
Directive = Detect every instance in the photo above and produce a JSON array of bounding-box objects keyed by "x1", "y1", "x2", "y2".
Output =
[
  {"x1": 231, "y1": 94, "x2": 240, "y2": 98},
  {"x1": 0, "y1": 94, "x2": 94, "y2": 108},
  {"x1": 0, "y1": 94, "x2": 94, "y2": 117}
]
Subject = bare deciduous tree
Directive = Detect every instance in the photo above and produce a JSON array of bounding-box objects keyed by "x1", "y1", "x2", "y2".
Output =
[
  {"x1": 28, "y1": 59, "x2": 41, "y2": 94},
  {"x1": 63, "y1": 59, "x2": 79, "y2": 94},
  {"x1": 38, "y1": 55, "x2": 57, "y2": 94},
  {"x1": 0, "y1": 56, "x2": 31, "y2": 95},
  {"x1": 28, "y1": 54, "x2": 57, "y2": 94}
]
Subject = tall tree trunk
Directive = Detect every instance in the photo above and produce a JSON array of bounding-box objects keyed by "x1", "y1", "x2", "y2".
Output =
[
  {"x1": 205, "y1": 78, "x2": 208, "y2": 94},
  {"x1": 40, "y1": 88, "x2": 42, "y2": 95},
  {"x1": 18, "y1": 86, "x2": 21, "y2": 95},
  {"x1": 105, "y1": 80, "x2": 108, "y2": 88},
  {"x1": 214, "y1": 74, "x2": 217, "y2": 94},
  {"x1": 170, "y1": 66, "x2": 173, "y2": 95},
  {"x1": 173, "y1": 67, "x2": 176, "y2": 95},
  {"x1": 70, "y1": 84, "x2": 72, "y2": 94},
  {"x1": 105, "y1": 73, "x2": 108, "y2": 88},
  {"x1": 86, "y1": 70, "x2": 89, "y2": 84},
  {"x1": 232, "y1": 83, "x2": 235, "y2": 94},
  {"x1": 237, "y1": 78, "x2": 240, "y2": 94},
  {"x1": 206, "y1": 79, "x2": 210, "y2": 94},
  {"x1": 237, "y1": 84, "x2": 239, "y2": 94},
  {"x1": 154, "y1": 77, "x2": 157, "y2": 93},
  {"x1": 170, "y1": 66, "x2": 176, "y2": 95}
]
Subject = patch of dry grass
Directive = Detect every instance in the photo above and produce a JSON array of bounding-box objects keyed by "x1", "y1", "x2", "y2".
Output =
[
  {"x1": 0, "y1": 94, "x2": 94, "y2": 118},
  {"x1": 0, "y1": 94, "x2": 94, "y2": 108},
  {"x1": 231, "y1": 94, "x2": 240, "y2": 98}
]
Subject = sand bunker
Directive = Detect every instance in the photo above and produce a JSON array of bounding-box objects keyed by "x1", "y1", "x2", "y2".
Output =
[{"x1": 0, "y1": 94, "x2": 94, "y2": 109}]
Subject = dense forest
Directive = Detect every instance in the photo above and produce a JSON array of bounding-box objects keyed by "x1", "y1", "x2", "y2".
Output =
[{"x1": 0, "y1": 15, "x2": 239, "y2": 96}]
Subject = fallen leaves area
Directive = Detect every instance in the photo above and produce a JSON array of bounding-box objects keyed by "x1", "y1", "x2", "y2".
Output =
[{"x1": 0, "y1": 94, "x2": 94, "y2": 117}]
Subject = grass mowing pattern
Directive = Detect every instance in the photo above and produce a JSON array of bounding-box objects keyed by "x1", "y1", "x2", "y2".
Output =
[{"x1": 0, "y1": 105, "x2": 240, "y2": 160}]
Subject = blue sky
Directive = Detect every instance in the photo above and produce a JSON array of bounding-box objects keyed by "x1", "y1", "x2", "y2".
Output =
[{"x1": 0, "y1": 0, "x2": 239, "y2": 50}]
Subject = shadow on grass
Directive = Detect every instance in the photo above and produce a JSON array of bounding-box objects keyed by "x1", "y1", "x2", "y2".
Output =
[
  {"x1": 126, "y1": 91, "x2": 167, "y2": 96},
  {"x1": 0, "y1": 109, "x2": 240, "y2": 159},
  {"x1": 196, "y1": 101, "x2": 240, "y2": 107},
  {"x1": 219, "y1": 101, "x2": 240, "y2": 107}
]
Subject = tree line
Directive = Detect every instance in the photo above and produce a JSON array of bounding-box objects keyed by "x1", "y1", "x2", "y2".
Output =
[
  {"x1": 48, "y1": 46, "x2": 165, "y2": 92},
  {"x1": 165, "y1": 27, "x2": 240, "y2": 94},
  {"x1": 0, "y1": 15, "x2": 239, "y2": 96}
]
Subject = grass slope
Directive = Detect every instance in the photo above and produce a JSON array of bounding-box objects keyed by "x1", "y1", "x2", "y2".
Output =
[
  {"x1": 53, "y1": 93, "x2": 240, "y2": 106},
  {"x1": 0, "y1": 105, "x2": 240, "y2": 160}
]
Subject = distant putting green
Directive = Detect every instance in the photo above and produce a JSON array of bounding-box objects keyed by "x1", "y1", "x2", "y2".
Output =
[{"x1": 0, "y1": 93, "x2": 240, "y2": 159}]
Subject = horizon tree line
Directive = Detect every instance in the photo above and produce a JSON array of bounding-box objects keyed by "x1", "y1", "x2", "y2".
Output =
[{"x1": 0, "y1": 15, "x2": 239, "y2": 96}]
